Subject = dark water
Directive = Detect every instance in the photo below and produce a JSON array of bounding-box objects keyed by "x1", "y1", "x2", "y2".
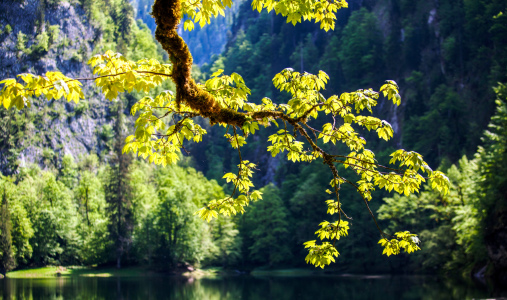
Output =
[{"x1": 0, "y1": 274, "x2": 490, "y2": 300}]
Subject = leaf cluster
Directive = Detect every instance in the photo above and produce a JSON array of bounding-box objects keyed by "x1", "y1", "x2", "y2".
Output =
[
  {"x1": 252, "y1": 0, "x2": 348, "y2": 30},
  {"x1": 378, "y1": 231, "x2": 421, "y2": 257}
]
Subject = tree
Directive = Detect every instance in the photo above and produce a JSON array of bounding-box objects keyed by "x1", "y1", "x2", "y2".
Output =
[
  {"x1": 0, "y1": 0, "x2": 450, "y2": 268},
  {"x1": 75, "y1": 168, "x2": 110, "y2": 265},
  {"x1": 378, "y1": 156, "x2": 483, "y2": 273},
  {"x1": 338, "y1": 8, "x2": 383, "y2": 88},
  {"x1": 208, "y1": 216, "x2": 242, "y2": 267},
  {"x1": 128, "y1": 161, "x2": 159, "y2": 266},
  {"x1": 0, "y1": 110, "x2": 23, "y2": 175},
  {"x1": 242, "y1": 183, "x2": 292, "y2": 266},
  {"x1": 151, "y1": 164, "x2": 226, "y2": 267},
  {"x1": 377, "y1": 83, "x2": 507, "y2": 276},
  {"x1": 104, "y1": 101, "x2": 134, "y2": 269},
  {"x1": 27, "y1": 170, "x2": 79, "y2": 265},
  {"x1": 59, "y1": 154, "x2": 78, "y2": 190},
  {"x1": 7, "y1": 185, "x2": 34, "y2": 267},
  {"x1": 0, "y1": 179, "x2": 16, "y2": 275},
  {"x1": 476, "y1": 83, "x2": 507, "y2": 279}
]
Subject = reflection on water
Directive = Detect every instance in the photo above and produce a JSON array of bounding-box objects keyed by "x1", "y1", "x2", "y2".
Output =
[{"x1": 0, "y1": 274, "x2": 489, "y2": 300}]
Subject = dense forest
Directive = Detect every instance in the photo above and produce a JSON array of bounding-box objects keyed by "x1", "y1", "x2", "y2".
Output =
[{"x1": 0, "y1": 0, "x2": 506, "y2": 287}]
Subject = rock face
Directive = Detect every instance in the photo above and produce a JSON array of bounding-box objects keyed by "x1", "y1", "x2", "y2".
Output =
[
  {"x1": 0, "y1": 0, "x2": 240, "y2": 171},
  {"x1": 131, "y1": 0, "x2": 241, "y2": 65},
  {"x1": 0, "y1": 0, "x2": 114, "y2": 170},
  {"x1": 0, "y1": 0, "x2": 94, "y2": 78}
]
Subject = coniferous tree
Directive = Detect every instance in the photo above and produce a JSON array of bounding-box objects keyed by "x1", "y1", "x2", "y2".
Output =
[
  {"x1": 105, "y1": 100, "x2": 134, "y2": 269},
  {"x1": 478, "y1": 83, "x2": 507, "y2": 281}
]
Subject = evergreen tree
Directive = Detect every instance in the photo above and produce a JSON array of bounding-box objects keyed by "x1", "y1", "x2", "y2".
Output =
[
  {"x1": 338, "y1": 7, "x2": 383, "y2": 88},
  {"x1": 105, "y1": 101, "x2": 134, "y2": 269},
  {"x1": 111, "y1": 0, "x2": 135, "y2": 55},
  {"x1": 477, "y1": 83, "x2": 507, "y2": 280}
]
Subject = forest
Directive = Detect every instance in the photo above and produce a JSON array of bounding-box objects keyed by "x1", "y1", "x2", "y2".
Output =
[{"x1": 0, "y1": 0, "x2": 506, "y2": 288}]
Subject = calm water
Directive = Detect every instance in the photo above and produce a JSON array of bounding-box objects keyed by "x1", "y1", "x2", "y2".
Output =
[{"x1": 0, "y1": 274, "x2": 490, "y2": 300}]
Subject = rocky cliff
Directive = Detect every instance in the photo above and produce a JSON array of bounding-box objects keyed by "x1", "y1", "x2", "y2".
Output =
[
  {"x1": 0, "y1": 0, "x2": 131, "y2": 172},
  {"x1": 131, "y1": 0, "x2": 242, "y2": 65}
]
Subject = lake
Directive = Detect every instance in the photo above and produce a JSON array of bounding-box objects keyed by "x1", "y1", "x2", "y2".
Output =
[{"x1": 0, "y1": 274, "x2": 490, "y2": 299}]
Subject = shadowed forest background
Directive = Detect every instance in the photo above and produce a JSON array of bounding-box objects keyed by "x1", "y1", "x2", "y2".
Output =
[{"x1": 0, "y1": 0, "x2": 506, "y2": 284}]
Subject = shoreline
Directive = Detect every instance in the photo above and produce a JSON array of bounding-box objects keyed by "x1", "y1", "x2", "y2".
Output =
[{"x1": 1, "y1": 266, "x2": 476, "y2": 280}]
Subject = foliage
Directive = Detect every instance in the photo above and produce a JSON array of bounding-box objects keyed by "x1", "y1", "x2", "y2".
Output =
[
  {"x1": 13, "y1": 167, "x2": 80, "y2": 266},
  {"x1": 151, "y1": 163, "x2": 230, "y2": 267},
  {"x1": 190, "y1": 0, "x2": 507, "y2": 272},
  {"x1": 0, "y1": 0, "x2": 242, "y2": 270},
  {"x1": 208, "y1": 216, "x2": 242, "y2": 267},
  {"x1": 240, "y1": 184, "x2": 292, "y2": 266},
  {"x1": 75, "y1": 166, "x2": 110, "y2": 265},
  {"x1": 4, "y1": 24, "x2": 12, "y2": 35},
  {"x1": 338, "y1": 8, "x2": 383, "y2": 88},
  {"x1": 0, "y1": 156, "x2": 240, "y2": 270},
  {"x1": 129, "y1": 161, "x2": 160, "y2": 265},
  {"x1": 7, "y1": 185, "x2": 34, "y2": 266},
  {"x1": 129, "y1": 21, "x2": 164, "y2": 62},
  {"x1": 475, "y1": 83, "x2": 507, "y2": 274},
  {"x1": 0, "y1": 179, "x2": 16, "y2": 275},
  {"x1": 0, "y1": 0, "x2": 452, "y2": 269},
  {"x1": 251, "y1": 0, "x2": 348, "y2": 30},
  {"x1": 104, "y1": 102, "x2": 134, "y2": 268},
  {"x1": 477, "y1": 82, "x2": 507, "y2": 217},
  {"x1": 377, "y1": 83, "x2": 507, "y2": 274},
  {"x1": 15, "y1": 31, "x2": 27, "y2": 53},
  {"x1": 378, "y1": 151, "x2": 490, "y2": 273},
  {"x1": 59, "y1": 155, "x2": 78, "y2": 189},
  {"x1": 0, "y1": 0, "x2": 504, "y2": 274}
]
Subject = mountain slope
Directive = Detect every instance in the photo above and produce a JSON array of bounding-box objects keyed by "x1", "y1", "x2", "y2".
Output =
[{"x1": 0, "y1": 0, "x2": 163, "y2": 173}]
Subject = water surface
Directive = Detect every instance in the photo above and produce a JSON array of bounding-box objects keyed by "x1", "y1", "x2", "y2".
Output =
[{"x1": 0, "y1": 274, "x2": 489, "y2": 300}]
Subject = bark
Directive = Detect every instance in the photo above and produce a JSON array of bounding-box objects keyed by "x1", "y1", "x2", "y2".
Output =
[{"x1": 151, "y1": 0, "x2": 293, "y2": 127}]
